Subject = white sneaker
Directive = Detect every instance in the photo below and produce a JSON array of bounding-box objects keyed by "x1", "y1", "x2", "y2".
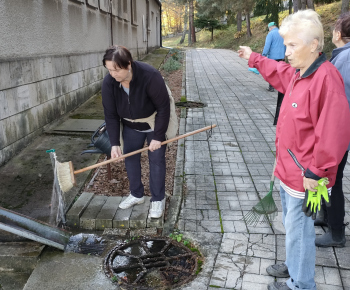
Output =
[
  {"x1": 119, "y1": 194, "x2": 144, "y2": 209},
  {"x1": 149, "y1": 198, "x2": 165, "y2": 218}
]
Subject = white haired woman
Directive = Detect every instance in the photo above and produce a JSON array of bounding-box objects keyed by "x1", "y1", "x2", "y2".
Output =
[{"x1": 239, "y1": 10, "x2": 350, "y2": 290}]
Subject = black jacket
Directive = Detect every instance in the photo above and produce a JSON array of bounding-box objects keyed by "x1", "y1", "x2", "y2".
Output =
[{"x1": 102, "y1": 61, "x2": 170, "y2": 146}]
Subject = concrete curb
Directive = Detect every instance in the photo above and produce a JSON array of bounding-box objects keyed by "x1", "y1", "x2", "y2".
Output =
[{"x1": 163, "y1": 55, "x2": 187, "y2": 237}]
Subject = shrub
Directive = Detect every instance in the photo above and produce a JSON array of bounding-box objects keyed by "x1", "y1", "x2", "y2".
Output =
[{"x1": 163, "y1": 58, "x2": 181, "y2": 72}]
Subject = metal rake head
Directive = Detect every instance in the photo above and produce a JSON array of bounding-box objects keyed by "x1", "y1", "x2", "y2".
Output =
[
  {"x1": 242, "y1": 194, "x2": 278, "y2": 226},
  {"x1": 242, "y1": 208, "x2": 277, "y2": 226}
]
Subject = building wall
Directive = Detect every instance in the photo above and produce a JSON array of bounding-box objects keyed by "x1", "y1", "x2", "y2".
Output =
[{"x1": 0, "y1": 0, "x2": 161, "y2": 166}]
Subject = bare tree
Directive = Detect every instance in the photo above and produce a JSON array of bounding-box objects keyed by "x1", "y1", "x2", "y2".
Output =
[
  {"x1": 341, "y1": 0, "x2": 349, "y2": 13},
  {"x1": 190, "y1": 0, "x2": 196, "y2": 43},
  {"x1": 293, "y1": 0, "x2": 301, "y2": 12},
  {"x1": 301, "y1": 0, "x2": 306, "y2": 10},
  {"x1": 237, "y1": 11, "x2": 242, "y2": 31},
  {"x1": 306, "y1": 0, "x2": 314, "y2": 10},
  {"x1": 179, "y1": 3, "x2": 188, "y2": 44},
  {"x1": 246, "y1": 13, "x2": 252, "y2": 37}
]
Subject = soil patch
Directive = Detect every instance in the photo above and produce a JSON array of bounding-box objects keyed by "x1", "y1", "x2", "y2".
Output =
[{"x1": 82, "y1": 52, "x2": 184, "y2": 199}]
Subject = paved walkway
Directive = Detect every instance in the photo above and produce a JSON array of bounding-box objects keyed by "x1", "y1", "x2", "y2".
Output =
[{"x1": 178, "y1": 49, "x2": 350, "y2": 290}]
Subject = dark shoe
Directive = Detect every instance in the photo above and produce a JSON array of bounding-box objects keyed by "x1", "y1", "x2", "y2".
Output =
[
  {"x1": 314, "y1": 207, "x2": 328, "y2": 227},
  {"x1": 315, "y1": 225, "x2": 346, "y2": 248},
  {"x1": 267, "y1": 87, "x2": 275, "y2": 92},
  {"x1": 267, "y1": 281, "x2": 291, "y2": 290},
  {"x1": 266, "y1": 262, "x2": 290, "y2": 278}
]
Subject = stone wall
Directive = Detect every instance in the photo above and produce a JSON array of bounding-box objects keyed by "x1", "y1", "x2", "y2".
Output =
[{"x1": 0, "y1": 0, "x2": 161, "y2": 166}]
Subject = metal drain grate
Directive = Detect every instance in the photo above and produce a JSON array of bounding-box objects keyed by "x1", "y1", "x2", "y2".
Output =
[{"x1": 104, "y1": 236, "x2": 199, "y2": 289}]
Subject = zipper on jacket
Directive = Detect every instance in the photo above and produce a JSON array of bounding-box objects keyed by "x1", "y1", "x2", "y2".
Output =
[
  {"x1": 287, "y1": 149, "x2": 305, "y2": 176},
  {"x1": 289, "y1": 76, "x2": 301, "y2": 96}
]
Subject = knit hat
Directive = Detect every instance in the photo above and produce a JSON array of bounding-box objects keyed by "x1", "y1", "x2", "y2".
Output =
[{"x1": 268, "y1": 22, "x2": 277, "y2": 28}]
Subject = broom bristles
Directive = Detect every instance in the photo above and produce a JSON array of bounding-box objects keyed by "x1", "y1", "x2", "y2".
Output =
[{"x1": 57, "y1": 161, "x2": 74, "y2": 193}]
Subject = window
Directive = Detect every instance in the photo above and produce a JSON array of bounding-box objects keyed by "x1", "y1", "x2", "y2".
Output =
[{"x1": 131, "y1": 0, "x2": 137, "y2": 25}]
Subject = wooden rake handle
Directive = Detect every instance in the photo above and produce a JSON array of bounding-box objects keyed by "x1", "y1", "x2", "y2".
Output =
[{"x1": 73, "y1": 124, "x2": 217, "y2": 175}]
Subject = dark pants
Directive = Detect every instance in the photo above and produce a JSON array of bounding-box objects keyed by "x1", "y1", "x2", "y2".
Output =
[
  {"x1": 273, "y1": 91, "x2": 284, "y2": 125},
  {"x1": 122, "y1": 125, "x2": 166, "y2": 202},
  {"x1": 322, "y1": 150, "x2": 348, "y2": 229},
  {"x1": 272, "y1": 59, "x2": 285, "y2": 126}
]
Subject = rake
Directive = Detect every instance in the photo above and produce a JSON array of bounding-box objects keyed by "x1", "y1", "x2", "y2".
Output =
[
  {"x1": 55, "y1": 124, "x2": 216, "y2": 193},
  {"x1": 243, "y1": 159, "x2": 278, "y2": 226}
]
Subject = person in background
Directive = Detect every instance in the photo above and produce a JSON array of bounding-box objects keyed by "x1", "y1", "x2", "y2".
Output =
[
  {"x1": 239, "y1": 10, "x2": 350, "y2": 290},
  {"x1": 102, "y1": 45, "x2": 170, "y2": 219},
  {"x1": 314, "y1": 12, "x2": 350, "y2": 248},
  {"x1": 262, "y1": 22, "x2": 286, "y2": 125}
]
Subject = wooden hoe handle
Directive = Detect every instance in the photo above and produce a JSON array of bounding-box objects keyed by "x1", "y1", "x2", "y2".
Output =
[{"x1": 73, "y1": 124, "x2": 217, "y2": 175}]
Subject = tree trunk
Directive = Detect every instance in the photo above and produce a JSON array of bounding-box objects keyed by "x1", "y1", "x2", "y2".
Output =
[
  {"x1": 190, "y1": 0, "x2": 196, "y2": 43},
  {"x1": 237, "y1": 11, "x2": 242, "y2": 32},
  {"x1": 211, "y1": 27, "x2": 214, "y2": 41},
  {"x1": 341, "y1": 0, "x2": 349, "y2": 13},
  {"x1": 306, "y1": 0, "x2": 315, "y2": 10},
  {"x1": 293, "y1": 0, "x2": 298, "y2": 12},
  {"x1": 301, "y1": 0, "x2": 306, "y2": 10},
  {"x1": 289, "y1": 0, "x2": 293, "y2": 14},
  {"x1": 179, "y1": 3, "x2": 188, "y2": 44},
  {"x1": 188, "y1": 3, "x2": 192, "y2": 44},
  {"x1": 246, "y1": 13, "x2": 252, "y2": 37}
]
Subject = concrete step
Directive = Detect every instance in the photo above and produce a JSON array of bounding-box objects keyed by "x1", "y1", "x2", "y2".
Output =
[
  {"x1": 0, "y1": 272, "x2": 31, "y2": 290},
  {"x1": 66, "y1": 192, "x2": 94, "y2": 228},
  {"x1": 66, "y1": 194, "x2": 164, "y2": 230},
  {"x1": 0, "y1": 242, "x2": 44, "y2": 273}
]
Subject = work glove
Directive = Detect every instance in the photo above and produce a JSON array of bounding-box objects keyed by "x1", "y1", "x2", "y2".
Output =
[{"x1": 302, "y1": 178, "x2": 330, "y2": 220}]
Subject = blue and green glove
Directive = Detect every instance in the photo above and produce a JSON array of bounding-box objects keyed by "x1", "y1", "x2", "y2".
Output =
[{"x1": 302, "y1": 178, "x2": 330, "y2": 220}]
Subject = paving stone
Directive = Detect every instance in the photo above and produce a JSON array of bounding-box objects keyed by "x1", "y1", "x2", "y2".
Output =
[
  {"x1": 129, "y1": 196, "x2": 151, "y2": 228},
  {"x1": 323, "y1": 267, "x2": 342, "y2": 286},
  {"x1": 80, "y1": 195, "x2": 108, "y2": 230},
  {"x1": 209, "y1": 268, "x2": 227, "y2": 288},
  {"x1": 335, "y1": 247, "x2": 350, "y2": 269},
  {"x1": 102, "y1": 228, "x2": 128, "y2": 237},
  {"x1": 113, "y1": 196, "x2": 133, "y2": 229},
  {"x1": 340, "y1": 269, "x2": 350, "y2": 289},
  {"x1": 129, "y1": 227, "x2": 157, "y2": 237},
  {"x1": 95, "y1": 196, "x2": 121, "y2": 230},
  {"x1": 225, "y1": 270, "x2": 243, "y2": 289},
  {"x1": 66, "y1": 192, "x2": 94, "y2": 228},
  {"x1": 146, "y1": 208, "x2": 164, "y2": 228}
]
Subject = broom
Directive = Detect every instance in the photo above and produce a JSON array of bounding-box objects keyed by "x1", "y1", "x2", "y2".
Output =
[
  {"x1": 56, "y1": 124, "x2": 216, "y2": 193},
  {"x1": 243, "y1": 159, "x2": 278, "y2": 226}
]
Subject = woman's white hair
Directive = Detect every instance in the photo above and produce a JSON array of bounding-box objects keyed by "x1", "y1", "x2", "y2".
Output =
[{"x1": 279, "y1": 10, "x2": 324, "y2": 52}]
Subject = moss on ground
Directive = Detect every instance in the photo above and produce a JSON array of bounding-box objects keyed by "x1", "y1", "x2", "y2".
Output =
[
  {"x1": 69, "y1": 93, "x2": 104, "y2": 120},
  {"x1": 142, "y1": 47, "x2": 170, "y2": 69}
]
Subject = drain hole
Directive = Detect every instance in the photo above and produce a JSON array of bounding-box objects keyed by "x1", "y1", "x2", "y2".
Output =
[
  {"x1": 175, "y1": 101, "x2": 206, "y2": 108},
  {"x1": 104, "y1": 237, "x2": 200, "y2": 289}
]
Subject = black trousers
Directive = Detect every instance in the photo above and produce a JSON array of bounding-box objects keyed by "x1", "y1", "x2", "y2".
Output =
[
  {"x1": 271, "y1": 59, "x2": 285, "y2": 126},
  {"x1": 322, "y1": 150, "x2": 348, "y2": 229},
  {"x1": 122, "y1": 125, "x2": 166, "y2": 202}
]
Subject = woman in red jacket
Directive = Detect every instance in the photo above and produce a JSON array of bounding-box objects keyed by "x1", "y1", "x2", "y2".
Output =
[{"x1": 239, "y1": 10, "x2": 350, "y2": 290}]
